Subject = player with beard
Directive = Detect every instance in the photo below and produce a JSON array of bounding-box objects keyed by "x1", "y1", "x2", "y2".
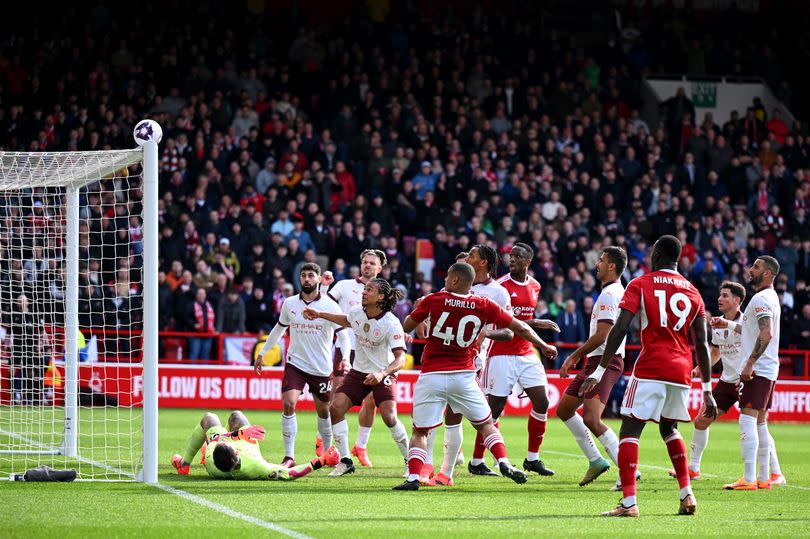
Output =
[
  {"x1": 712, "y1": 257, "x2": 785, "y2": 490},
  {"x1": 319, "y1": 249, "x2": 387, "y2": 466},
  {"x1": 256, "y1": 263, "x2": 350, "y2": 467}
]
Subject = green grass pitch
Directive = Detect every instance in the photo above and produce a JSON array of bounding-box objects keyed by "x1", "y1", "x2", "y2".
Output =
[{"x1": 2, "y1": 409, "x2": 809, "y2": 538}]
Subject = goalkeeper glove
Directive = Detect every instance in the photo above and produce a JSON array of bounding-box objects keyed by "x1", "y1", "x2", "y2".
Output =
[{"x1": 236, "y1": 425, "x2": 266, "y2": 442}]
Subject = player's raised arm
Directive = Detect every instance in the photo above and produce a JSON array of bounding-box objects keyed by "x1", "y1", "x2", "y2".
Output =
[
  {"x1": 691, "y1": 315, "x2": 718, "y2": 419},
  {"x1": 578, "y1": 308, "x2": 634, "y2": 397},
  {"x1": 403, "y1": 294, "x2": 431, "y2": 333},
  {"x1": 302, "y1": 307, "x2": 350, "y2": 328},
  {"x1": 507, "y1": 318, "x2": 556, "y2": 360}
]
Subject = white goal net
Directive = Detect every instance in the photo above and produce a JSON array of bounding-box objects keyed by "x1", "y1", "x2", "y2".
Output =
[{"x1": 0, "y1": 147, "x2": 158, "y2": 482}]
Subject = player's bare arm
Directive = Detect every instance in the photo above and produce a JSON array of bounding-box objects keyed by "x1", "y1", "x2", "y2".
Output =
[
  {"x1": 691, "y1": 315, "x2": 718, "y2": 419},
  {"x1": 403, "y1": 315, "x2": 419, "y2": 334},
  {"x1": 364, "y1": 349, "x2": 406, "y2": 386},
  {"x1": 694, "y1": 345, "x2": 722, "y2": 378},
  {"x1": 255, "y1": 322, "x2": 289, "y2": 375},
  {"x1": 507, "y1": 318, "x2": 557, "y2": 359},
  {"x1": 302, "y1": 308, "x2": 350, "y2": 328},
  {"x1": 526, "y1": 319, "x2": 561, "y2": 333},
  {"x1": 742, "y1": 316, "x2": 773, "y2": 381},
  {"x1": 559, "y1": 320, "x2": 612, "y2": 378},
  {"x1": 479, "y1": 327, "x2": 515, "y2": 342},
  {"x1": 579, "y1": 308, "x2": 633, "y2": 396},
  {"x1": 710, "y1": 316, "x2": 743, "y2": 334}
]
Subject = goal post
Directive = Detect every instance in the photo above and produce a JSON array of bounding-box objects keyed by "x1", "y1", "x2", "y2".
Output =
[{"x1": 0, "y1": 123, "x2": 159, "y2": 482}]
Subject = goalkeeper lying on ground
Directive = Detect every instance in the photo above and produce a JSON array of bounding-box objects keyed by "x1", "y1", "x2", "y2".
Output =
[{"x1": 171, "y1": 411, "x2": 339, "y2": 479}]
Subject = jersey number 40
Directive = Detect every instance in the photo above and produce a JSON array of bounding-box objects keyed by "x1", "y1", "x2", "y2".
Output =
[{"x1": 431, "y1": 312, "x2": 483, "y2": 347}]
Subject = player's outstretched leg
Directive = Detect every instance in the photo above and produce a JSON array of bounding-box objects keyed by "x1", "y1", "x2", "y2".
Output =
[
  {"x1": 725, "y1": 409, "x2": 760, "y2": 490},
  {"x1": 768, "y1": 431, "x2": 786, "y2": 486},
  {"x1": 660, "y1": 420, "x2": 697, "y2": 515},
  {"x1": 556, "y1": 394, "x2": 610, "y2": 486},
  {"x1": 468, "y1": 396, "x2": 500, "y2": 476},
  {"x1": 352, "y1": 393, "x2": 376, "y2": 467},
  {"x1": 329, "y1": 393, "x2": 357, "y2": 477},
  {"x1": 522, "y1": 385, "x2": 554, "y2": 476},
  {"x1": 421, "y1": 427, "x2": 437, "y2": 481},
  {"x1": 474, "y1": 419, "x2": 527, "y2": 484},
  {"x1": 394, "y1": 428, "x2": 430, "y2": 491},
  {"x1": 173, "y1": 412, "x2": 221, "y2": 475},
  {"x1": 602, "y1": 417, "x2": 644, "y2": 517},
  {"x1": 671, "y1": 408, "x2": 716, "y2": 481},
  {"x1": 428, "y1": 407, "x2": 463, "y2": 486}
]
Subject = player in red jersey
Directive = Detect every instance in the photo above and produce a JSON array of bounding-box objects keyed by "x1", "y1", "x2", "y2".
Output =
[
  {"x1": 581, "y1": 235, "x2": 717, "y2": 517},
  {"x1": 392, "y1": 262, "x2": 548, "y2": 490},
  {"x1": 469, "y1": 243, "x2": 559, "y2": 477}
]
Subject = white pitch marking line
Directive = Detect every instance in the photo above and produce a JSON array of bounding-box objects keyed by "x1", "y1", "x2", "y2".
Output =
[
  {"x1": 0, "y1": 427, "x2": 316, "y2": 536},
  {"x1": 153, "y1": 482, "x2": 316, "y2": 539}
]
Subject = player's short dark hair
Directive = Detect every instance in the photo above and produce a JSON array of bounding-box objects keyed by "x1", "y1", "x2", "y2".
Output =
[
  {"x1": 653, "y1": 235, "x2": 681, "y2": 267},
  {"x1": 601, "y1": 246, "x2": 628, "y2": 276},
  {"x1": 757, "y1": 255, "x2": 781, "y2": 276},
  {"x1": 361, "y1": 249, "x2": 387, "y2": 266},
  {"x1": 472, "y1": 244, "x2": 499, "y2": 275},
  {"x1": 455, "y1": 251, "x2": 469, "y2": 261},
  {"x1": 299, "y1": 262, "x2": 321, "y2": 276},
  {"x1": 512, "y1": 242, "x2": 534, "y2": 260},
  {"x1": 720, "y1": 281, "x2": 746, "y2": 302},
  {"x1": 212, "y1": 443, "x2": 239, "y2": 473},
  {"x1": 448, "y1": 262, "x2": 475, "y2": 284}
]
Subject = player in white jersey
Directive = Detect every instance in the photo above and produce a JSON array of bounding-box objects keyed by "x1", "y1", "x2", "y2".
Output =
[
  {"x1": 711, "y1": 256, "x2": 785, "y2": 490},
  {"x1": 421, "y1": 245, "x2": 517, "y2": 486},
  {"x1": 256, "y1": 263, "x2": 350, "y2": 467},
  {"x1": 557, "y1": 247, "x2": 630, "y2": 489},
  {"x1": 669, "y1": 280, "x2": 782, "y2": 484},
  {"x1": 320, "y1": 249, "x2": 387, "y2": 466},
  {"x1": 304, "y1": 278, "x2": 410, "y2": 477}
]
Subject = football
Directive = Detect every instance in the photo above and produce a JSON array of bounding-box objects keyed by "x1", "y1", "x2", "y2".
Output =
[{"x1": 133, "y1": 119, "x2": 163, "y2": 146}]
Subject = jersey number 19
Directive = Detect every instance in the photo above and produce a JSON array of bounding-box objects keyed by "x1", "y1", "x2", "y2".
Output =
[{"x1": 653, "y1": 290, "x2": 692, "y2": 331}]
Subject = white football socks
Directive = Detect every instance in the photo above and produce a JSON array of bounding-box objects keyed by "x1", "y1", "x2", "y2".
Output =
[
  {"x1": 756, "y1": 422, "x2": 771, "y2": 483},
  {"x1": 356, "y1": 426, "x2": 372, "y2": 449},
  {"x1": 769, "y1": 432, "x2": 782, "y2": 476},
  {"x1": 317, "y1": 415, "x2": 333, "y2": 450},
  {"x1": 440, "y1": 423, "x2": 463, "y2": 478},
  {"x1": 333, "y1": 419, "x2": 350, "y2": 459},
  {"x1": 563, "y1": 415, "x2": 601, "y2": 462},
  {"x1": 689, "y1": 427, "x2": 709, "y2": 472},
  {"x1": 281, "y1": 413, "x2": 297, "y2": 459},
  {"x1": 597, "y1": 428, "x2": 620, "y2": 467},
  {"x1": 388, "y1": 420, "x2": 409, "y2": 459},
  {"x1": 739, "y1": 414, "x2": 758, "y2": 482},
  {"x1": 424, "y1": 428, "x2": 436, "y2": 466}
]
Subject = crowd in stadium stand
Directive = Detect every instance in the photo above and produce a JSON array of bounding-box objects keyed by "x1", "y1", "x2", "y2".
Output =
[{"x1": 1, "y1": 3, "x2": 810, "y2": 374}]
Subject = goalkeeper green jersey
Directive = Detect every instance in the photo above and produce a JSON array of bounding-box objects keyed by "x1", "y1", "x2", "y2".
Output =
[{"x1": 203, "y1": 426, "x2": 290, "y2": 480}]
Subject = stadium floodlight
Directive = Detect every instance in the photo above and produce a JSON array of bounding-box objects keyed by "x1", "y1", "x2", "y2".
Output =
[{"x1": 0, "y1": 121, "x2": 159, "y2": 482}]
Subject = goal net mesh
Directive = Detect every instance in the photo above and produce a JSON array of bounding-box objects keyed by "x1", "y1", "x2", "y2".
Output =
[{"x1": 0, "y1": 149, "x2": 147, "y2": 481}]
